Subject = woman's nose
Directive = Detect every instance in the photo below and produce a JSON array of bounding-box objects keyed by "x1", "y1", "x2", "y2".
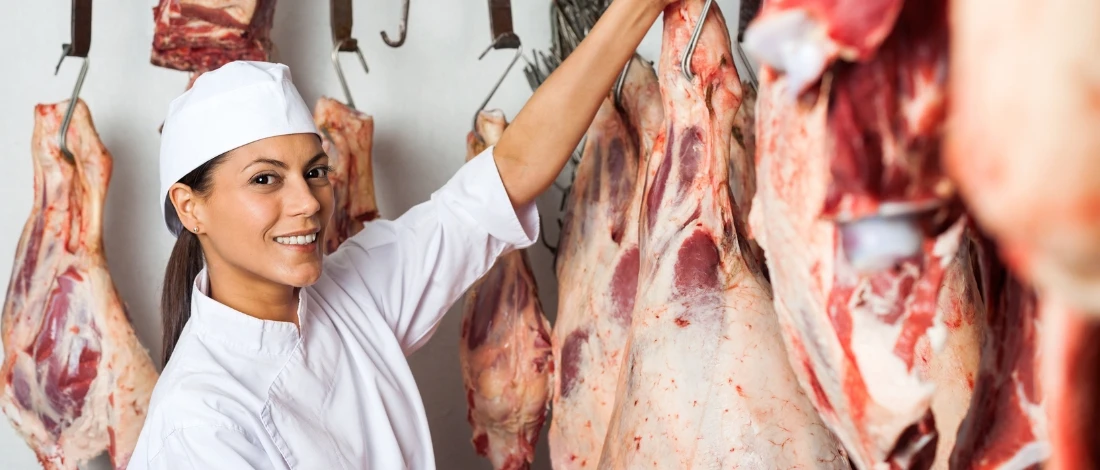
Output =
[{"x1": 286, "y1": 178, "x2": 322, "y2": 217}]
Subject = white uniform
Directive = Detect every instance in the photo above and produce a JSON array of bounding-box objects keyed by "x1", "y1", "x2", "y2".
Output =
[{"x1": 128, "y1": 147, "x2": 540, "y2": 469}]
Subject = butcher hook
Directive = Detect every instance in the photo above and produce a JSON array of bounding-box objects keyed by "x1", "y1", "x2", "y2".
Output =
[
  {"x1": 472, "y1": 0, "x2": 522, "y2": 139},
  {"x1": 331, "y1": 40, "x2": 370, "y2": 109},
  {"x1": 330, "y1": 0, "x2": 369, "y2": 109},
  {"x1": 680, "y1": 0, "x2": 714, "y2": 82},
  {"x1": 55, "y1": 0, "x2": 93, "y2": 164},
  {"x1": 380, "y1": 0, "x2": 410, "y2": 47}
]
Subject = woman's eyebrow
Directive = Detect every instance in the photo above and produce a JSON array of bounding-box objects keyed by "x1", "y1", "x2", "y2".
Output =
[
  {"x1": 307, "y1": 152, "x2": 327, "y2": 165},
  {"x1": 241, "y1": 158, "x2": 287, "y2": 173}
]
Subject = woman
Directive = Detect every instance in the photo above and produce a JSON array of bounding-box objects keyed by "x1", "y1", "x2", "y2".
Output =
[{"x1": 128, "y1": 0, "x2": 676, "y2": 468}]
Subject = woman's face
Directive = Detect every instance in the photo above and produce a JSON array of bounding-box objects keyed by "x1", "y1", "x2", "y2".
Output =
[{"x1": 197, "y1": 133, "x2": 335, "y2": 288}]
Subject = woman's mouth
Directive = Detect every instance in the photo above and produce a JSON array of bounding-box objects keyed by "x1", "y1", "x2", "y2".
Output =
[{"x1": 275, "y1": 233, "x2": 318, "y2": 249}]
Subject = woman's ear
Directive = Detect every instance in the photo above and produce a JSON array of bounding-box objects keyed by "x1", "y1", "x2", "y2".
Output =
[{"x1": 169, "y1": 183, "x2": 203, "y2": 234}]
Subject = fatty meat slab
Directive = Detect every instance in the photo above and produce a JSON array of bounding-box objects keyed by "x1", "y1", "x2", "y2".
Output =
[
  {"x1": 597, "y1": 1, "x2": 849, "y2": 468},
  {"x1": 945, "y1": 0, "x2": 1100, "y2": 316},
  {"x1": 741, "y1": 0, "x2": 904, "y2": 95},
  {"x1": 1, "y1": 100, "x2": 159, "y2": 469},
  {"x1": 748, "y1": 1, "x2": 981, "y2": 466},
  {"x1": 314, "y1": 97, "x2": 379, "y2": 254},
  {"x1": 459, "y1": 110, "x2": 553, "y2": 470},
  {"x1": 151, "y1": 0, "x2": 276, "y2": 72},
  {"x1": 951, "y1": 234, "x2": 1049, "y2": 470},
  {"x1": 548, "y1": 56, "x2": 660, "y2": 470}
]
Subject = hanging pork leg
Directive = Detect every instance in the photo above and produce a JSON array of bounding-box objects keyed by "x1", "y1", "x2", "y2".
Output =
[
  {"x1": 597, "y1": 1, "x2": 849, "y2": 467},
  {"x1": 150, "y1": 0, "x2": 277, "y2": 72},
  {"x1": 314, "y1": 97, "x2": 379, "y2": 254},
  {"x1": 548, "y1": 55, "x2": 662, "y2": 468},
  {"x1": 459, "y1": 110, "x2": 554, "y2": 470},
  {"x1": 1, "y1": 100, "x2": 160, "y2": 470}
]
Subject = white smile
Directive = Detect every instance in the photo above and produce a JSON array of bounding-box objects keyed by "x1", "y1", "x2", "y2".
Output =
[{"x1": 276, "y1": 233, "x2": 317, "y2": 245}]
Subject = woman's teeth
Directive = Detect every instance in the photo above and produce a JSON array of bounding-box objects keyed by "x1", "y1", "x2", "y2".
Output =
[{"x1": 276, "y1": 233, "x2": 317, "y2": 245}]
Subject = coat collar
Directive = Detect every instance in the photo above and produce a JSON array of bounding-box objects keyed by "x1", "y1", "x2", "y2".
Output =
[{"x1": 189, "y1": 268, "x2": 304, "y2": 355}]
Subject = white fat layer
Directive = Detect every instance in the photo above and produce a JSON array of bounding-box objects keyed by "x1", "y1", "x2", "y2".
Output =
[
  {"x1": 742, "y1": 9, "x2": 830, "y2": 96},
  {"x1": 276, "y1": 234, "x2": 317, "y2": 245},
  {"x1": 840, "y1": 216, "x2": 923, "y2": 274}
]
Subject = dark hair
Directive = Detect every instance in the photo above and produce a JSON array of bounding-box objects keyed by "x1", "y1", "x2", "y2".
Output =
[{"x1": 161, "y1": 154, "x2": 225, "y2": 367}]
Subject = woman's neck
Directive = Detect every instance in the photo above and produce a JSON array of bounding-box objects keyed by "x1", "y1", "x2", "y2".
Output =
[{"x1": 204, "y1": 263, "x2": 300, "y2": 326}]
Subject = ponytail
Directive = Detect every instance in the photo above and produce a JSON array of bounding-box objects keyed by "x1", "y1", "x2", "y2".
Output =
[
  {"x1": 159, "y1": 153, "x2": 225, "y2": 367},
  {"x1": 161, "y1": 229, "x2": 204, "y2": 366}
]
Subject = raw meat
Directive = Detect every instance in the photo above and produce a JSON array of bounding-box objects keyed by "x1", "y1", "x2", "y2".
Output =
[
  {"x1": 597, "y1": 1, "x2": 849, "y2": 467},
  {"x1": 951, "y1": 234, "x2": 1049, "y2": 470},
  {"x1": 727, "y1": 83, "x2": 764, "y2": 264},
  {"x1": 1, "y1": 100, "x2": 159, "y2": 469},
  {"x1": 548, "y1": 55, "x2": 660, "y2": 470},
  {"x1": 747, "y1": 0, "x2": 984, "y2": 467},
  {"x1": 944, "y1": 0, "x2": 1100, "y2": 315},
  {"x1": 742, "y1": 0, "x2": 904, "y2": 94},
  {"x1": 1040, "y1": 300, "x2": 1100, "y2": 470},
  {"x1": 921, "y1": 231, "x2": 983, "y2": 469},
  {"x1": 151, "y1": 0, "x2": 276, "y2": 72},
  {"x1": 459, "y1": 110, "x2": 553, "y2": 470},
  {"x1": 314, "y1": 97, "x2": 379, "y2": 254}
]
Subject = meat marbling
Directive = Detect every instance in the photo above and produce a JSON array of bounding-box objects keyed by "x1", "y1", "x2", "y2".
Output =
[
  {"x1": 151, "y1": 0, "x2": 276, "y2": 73},
  {"x1": 1, "y1": 100, "x2": 159, "y2": 469},
  {"x1": 945, "y1": 0, "x2": 1100, "y2": 317},
  {"x1": 314, "y1": 97, "x2": 379, "y2": 254},
  {"x1": 459, "y1": 110, "x2": 554, "y2": 470},
  {"x1": 747, "y1": 0, "x2": 985, "y2": 467},
  {"x1": 548, "y1": 55, "x2": 661, "y2": 470},
  {"x1": 597, "y1": 1, "x2": 849, "y2": 468}
]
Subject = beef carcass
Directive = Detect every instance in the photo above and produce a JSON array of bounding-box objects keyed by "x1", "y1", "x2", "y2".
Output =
[
  {"x1": 1040, "y1": 300, "x2": 1100, "y2": 470},
  {"x1": 742, "y1": 0, "x2": 904, "y2": 95},
  {"x1": 314, "y1": 97, "x2": 379, "y2": 254},
  {"x1": 547, "y1": 55, "x2": 660, "y2": 470},
  {"x1": 1, "y1": 100, "x2": 159, "y2": 469},
  {"x1": 597, "y1": 2, "x2": 849, "y2": 467},
  {"x1": 746, "y1": 0, "x2": 987, "y2": 467},
  {"x1": 950, "y1": 235, "x2": 1049, "y2": 469},
  {"x1": 151, "y1": 0, "x2": 276, "y2": 72},
  {"x1": 459, "y1": 110, "x2": 554, "y2": 470},
  {"x1": 945, "y1": 0, "x2": 1100, "y2": 317}
]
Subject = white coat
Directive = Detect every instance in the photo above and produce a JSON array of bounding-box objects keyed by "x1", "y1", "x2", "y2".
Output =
[{"x1": 127, "y1": 148, "x2": 540, "y2": 469}]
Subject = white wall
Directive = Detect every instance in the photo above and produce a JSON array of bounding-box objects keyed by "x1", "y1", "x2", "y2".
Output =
[{"x1": 0, "y1": 0, "x2": 743, "y2": 468}]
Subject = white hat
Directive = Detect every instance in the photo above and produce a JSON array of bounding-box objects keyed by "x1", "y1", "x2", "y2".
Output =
[{"x1": 158, "y1": 61, "x2": 320, "y2": 236}]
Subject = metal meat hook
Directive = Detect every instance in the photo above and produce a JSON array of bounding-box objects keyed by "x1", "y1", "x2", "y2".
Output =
[
  {"x1": 680, "y1": 0, "x2": 714, "y2": 82},
  {"x1": 331, "y1": 39, "x2": 369, "y2": 110},
  {"x1": 380, "y1": 0, "x2": 410, "y2": 47},
  {"x1": 55, "y1": 0, "x2": 93, "y2": 164},
  {"x1": 472, "y1": 34, "x2": 523, "y2": 139}
]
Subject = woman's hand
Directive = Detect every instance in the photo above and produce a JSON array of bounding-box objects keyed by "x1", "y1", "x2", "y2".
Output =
[{"x1": 491, "y1": 0, "x2": 672, "y2": 208}]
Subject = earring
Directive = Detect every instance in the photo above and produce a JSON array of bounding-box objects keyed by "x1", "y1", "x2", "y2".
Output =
[{"x1": 193, "y1": 227, "x2": 199, "y2": 233}]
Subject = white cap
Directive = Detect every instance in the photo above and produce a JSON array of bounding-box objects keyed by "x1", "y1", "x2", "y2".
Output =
[{"x1": 158, "y1": 61, "x2": 320, "y2": 236}]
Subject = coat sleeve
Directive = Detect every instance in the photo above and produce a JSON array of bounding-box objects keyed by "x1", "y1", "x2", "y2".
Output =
[
  {"x1": 321, "y1": 146, "x2": 540, "y2": 354},
  {"x1": 144, "y1": 426, "x2": 275, "y2": 469}
]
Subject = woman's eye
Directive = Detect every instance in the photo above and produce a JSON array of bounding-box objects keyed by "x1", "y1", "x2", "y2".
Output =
[
  {"x1": 308, "y1": 166, "x2": 333, "y2": 179},
  {"x1": 252, "y1": 174, "x2": 276, "y2": 185}
]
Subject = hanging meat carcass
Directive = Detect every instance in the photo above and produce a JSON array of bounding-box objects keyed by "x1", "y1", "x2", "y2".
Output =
[
  {"x1": 459, "y1": 110, "x2": 554, "y2": 470},
  {"x1": 597, "y1": 1, "x2": 849, "y2": 467},
  {"x1": 945, "y1": 0, "x2": 1100, "y2": 317},
  {"x1": 745, "y1": 0, "x2": 987, "y2": 467},
  {"x1": 313, "y1": 97, "x2": 379, "y2": 254},
  {"x1": 742, "y1": 0, "x2": 904, "y2": 95},
  {"x1": 950, "y1": 234, "x2": 1049, "y2": 469},
  {"x1": 548, "y1": 55, "x2": 661, "y2": 470},
  {"x1": 1, "y1": 100, "x2": 160, "y2": 469},
  {"x1": 151, "y1": 0, "x2": 277, "y2": 73},
  {"x1": 1039, "y1": 300, "x2": 1100, "y2": 470}
]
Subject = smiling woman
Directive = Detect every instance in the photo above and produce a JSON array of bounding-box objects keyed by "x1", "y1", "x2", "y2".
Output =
[{"x1": 127, "y1": 0, "x2": 675, "y2": 467}]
